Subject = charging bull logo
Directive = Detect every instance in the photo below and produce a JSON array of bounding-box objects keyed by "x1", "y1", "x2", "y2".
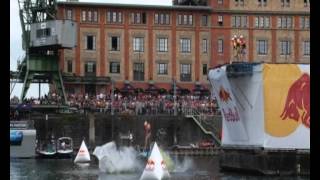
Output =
[
  {"x1": 146, "y1": 159, "x2": 155, "y2": 171},
  {"x1": 219, "y1": 86, "x2": 232, "y2": 103},
  {"x1": 280, "y1": 73, "x2": 310, "y2": 128},
  {"x1": 264, "y1": 64, "x2": 310, "y2": 137}
]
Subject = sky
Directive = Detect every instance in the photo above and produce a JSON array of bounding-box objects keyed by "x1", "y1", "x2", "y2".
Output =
[{"x1": 10, "y1": 0, "x2": 172, "y2": 99}]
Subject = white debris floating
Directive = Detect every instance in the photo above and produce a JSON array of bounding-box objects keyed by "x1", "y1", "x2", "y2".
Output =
[
  {"x1": 93, "y1": 141, "x2": 140, "y2": 173},
  {"x1": 74, "y1": 140, "x2": 91, "y2": 164},
  {"x1": 140, "y1": 142, "x2": 170, "y2": 180}
]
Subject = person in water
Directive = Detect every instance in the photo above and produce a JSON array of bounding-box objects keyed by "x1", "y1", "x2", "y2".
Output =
[{"x1": 144, "y1": 121, "x2": 151, "y2": 152}]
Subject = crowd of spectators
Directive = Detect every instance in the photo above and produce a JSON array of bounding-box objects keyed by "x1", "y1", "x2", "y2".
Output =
[
  {"x1": 10, "y1": 92, "x2": 220, "y2": 116},
  {"x1": 10, "y1": 93, "x2": 63, "y2": 105}
]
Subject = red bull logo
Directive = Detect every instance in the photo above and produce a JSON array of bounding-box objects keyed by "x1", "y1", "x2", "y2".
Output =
[
  {"x1": 218, "y1": 86, "x2": 241, "y2": 122},
  {"x1": 79, "y1": 149, "x2": 86, "y2": 155},
  {"x1": 280, "y1": 73, "x2": 310, "y2": 128},
  {"x1": 146, "y1": 159, "x2": 155, "y2": 171},
  {"x1": 264, "y1": 64, "x2": 309, "y2": 137},
  {"x1": 219, "y1": 86, "x2": 232, "y2": 103},
  {"x1": 161, "y1": 160, "x2": 166, "y2": 169}
]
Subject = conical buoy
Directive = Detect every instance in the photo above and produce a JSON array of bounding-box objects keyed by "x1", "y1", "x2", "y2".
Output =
[
  {"x1": 140, "y1": 142, "x2": 170, "y2": 180},
  {"x1": 74, "y1": 140, "x2": 91, "y2": 164}
]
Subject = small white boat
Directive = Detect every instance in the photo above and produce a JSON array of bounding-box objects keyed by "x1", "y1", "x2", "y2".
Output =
[
  {"x1": 37, "y1": 140, "x2": 57, "y2": 158},
  {"x1": 140, "y1": 142, "x2": 170, "y2": 180},
  {"x1": 74, "y1": 140, "x2": 91, "y2": 164},
  {"x1": 57, "y1": 137, "x2": 73, "y2": 158}
]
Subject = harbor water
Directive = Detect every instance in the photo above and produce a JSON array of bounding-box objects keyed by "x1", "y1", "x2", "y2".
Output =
[{"x1": 10, "y1": 157, "x2": 309, "y2": 180}]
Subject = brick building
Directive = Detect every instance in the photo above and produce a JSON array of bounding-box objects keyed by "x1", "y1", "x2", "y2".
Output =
[{"x1": 57, "y1": 0, "x2": 310, "y2": 95}]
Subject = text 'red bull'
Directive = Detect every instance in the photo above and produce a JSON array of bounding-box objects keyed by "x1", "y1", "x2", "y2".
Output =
[
  {"x1": 280, "y1": 73, "x2": 310, "y2": 128},
  {"x1": 222, "y1": 107, "x2": 240, "y2": 122}
]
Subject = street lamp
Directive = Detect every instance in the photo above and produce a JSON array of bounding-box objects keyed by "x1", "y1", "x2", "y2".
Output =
[
  {"x1": 173, "y1": 78, "x2": 177, "y2": 116},
  {"x1": 111, "y1": 79, "x2": 114, "y2": 140},
  {"x1": 231, "y1": 34, "x2": 246, "y2": 63},
  {"x1": 111, "y1": 79, "x2": 114, "y2": 116}
]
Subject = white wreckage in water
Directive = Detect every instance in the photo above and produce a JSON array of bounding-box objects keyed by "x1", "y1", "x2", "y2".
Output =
[{"x1": 93, "y1": 141, "x2": 141, "y2": 173}]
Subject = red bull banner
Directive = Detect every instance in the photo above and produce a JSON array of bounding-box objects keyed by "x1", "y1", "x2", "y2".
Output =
[
  {"x1": 208, "y1": 63, "x2": 309, "y2": 150},
  {"x1": 208, "y1": 67, "x2": 248, "y2": 144},
  {"x1": 263, "y1": 64, "x2": 309, "y2": 149}
]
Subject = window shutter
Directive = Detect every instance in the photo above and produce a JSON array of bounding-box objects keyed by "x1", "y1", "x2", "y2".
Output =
[
  {"x1": 108, "y1": 37, "x2": 111, "y2": 51},
  {"x1": 94, "y1": 11, "x2": 98, "y2": 22},
  {"x1": 107, "y1": 11, "x2": 110, "y2": 23},
  {"x1": 156, "y1": 38, "x2": 159, "y2": 52},
  {"x1": 93, "y1": 63, "x2": 96, "y2": 73},
  {"x1": 117, "y1": 63, "x2": 120, "y2": 73},
  {"x1": 231, "y1": 16, "x2": 235, "y2": 27},
  {"x1": 117, "y1": 37, "x2": 120, "y2": 51},
  {"x1": 178, "y1": 15, "x2": 182, "y2": 25},
  {"x1": 154, "y1": 13, "x2": 158, "y2": 24},
  {"x1": 118, "y1": 12, "x2": 122, "y2": 23},
  {"x1": 300, "y1": 17, "x2": 304, "y2": 29},
  {"x1": 189, "y1": 15, "x2": 193, "y2": 25},
  {"x1": 85, "y1": 63, "x2": 88, "y2": 73},
  {"x1": 288, "y1": 41, "x2": 291, "y2": 54},
  {"x1": 266, "y1": 40, "x2": 268, "y2": 54},
  {"x1": 141, "y1": 38, "x2": 144, "y2": 51},
  {"x1": 265, "y1": 17, "x2": 270, "y2": 28},
  {"x1": 277, "y1": 17, "x2": 281, "y2": 28},
  {"x1": 85, "y1": 36, "x2": 87, "y2": 49},
  {"x1": 93, "y1": 36, "x2": 96, "y2": 50},
  {"x1": 166, "y1": 14, "x2": 170, "y2": 24},
  {"x1": 242, "y1": 16, "x2": 247, "y2": 27}
]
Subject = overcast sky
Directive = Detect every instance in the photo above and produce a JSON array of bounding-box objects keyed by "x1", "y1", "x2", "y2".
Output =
[{"x1": 10, "y1": 0, "x2": 172, "y2": 99}]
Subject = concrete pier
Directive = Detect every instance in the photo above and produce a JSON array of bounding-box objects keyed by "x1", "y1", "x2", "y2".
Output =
[
  {"x1": 32, "y1": 113, "x2": 214, "y2": 150},
  {"x1": 219, "y1": 148, "x2": 310, "y2": 176},
  {"x1": 88, "y1": 113, "x2": 95, "y2": 147}
]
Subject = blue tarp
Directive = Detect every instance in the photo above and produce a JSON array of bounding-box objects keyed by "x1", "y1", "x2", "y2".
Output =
[{"x1": 10, "y1": 130, "x2": 23, "y2": 144}]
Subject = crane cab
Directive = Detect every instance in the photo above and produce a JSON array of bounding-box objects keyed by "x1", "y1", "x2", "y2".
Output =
[{"x1": 30, "y1": 20, "x2": 77, "y2": 49}]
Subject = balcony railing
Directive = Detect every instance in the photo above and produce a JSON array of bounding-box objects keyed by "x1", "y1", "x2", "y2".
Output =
[{"x1": 180, "y1": 74, "x2": 191, "y2": 82}]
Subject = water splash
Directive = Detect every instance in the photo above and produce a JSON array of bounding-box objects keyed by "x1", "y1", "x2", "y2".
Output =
[{"x1": 93, "y1": 142, "x2": 143, "y2": 173}]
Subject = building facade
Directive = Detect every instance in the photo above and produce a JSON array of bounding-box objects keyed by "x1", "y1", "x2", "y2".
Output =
[{"x1": 57, "y1": 0, "x2": 310, "y2": 95}]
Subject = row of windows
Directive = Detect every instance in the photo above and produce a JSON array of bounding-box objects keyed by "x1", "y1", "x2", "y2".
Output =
[
  {"x1": 66, "y1": 9, "x2": 309, "y2": 30},
  {"x1": 131, "y1": 12, "x2": 147, "y2": 24},
  {"x1": 85, "y1": 35, "x2": 309, "y2": 57},
  {"x1": 300, "y1": 16, "x2": 310, "y2": 29},
  {"x1": 67, "y1": 60, "x2": 208, "y2": 79},
  {"x1": 81, "y1": 10, "x2": 98, "y2": 22},
  {"x1": 255, "y1": 16, "x2": 270, "y2": 28},
  {"x1": 85, "y1": 34, "x2": 309, "y2": 57},
  {"x1": 277, "y1": 16, "x2": 293, "y2": 29},
  {"x1": 256, "y1": 40, "x2": 310, "y2": 55},
  {"x1": 178, "y1": 14, "x2": 193, "y2": 26},
  {"x1": 67, "y1": 40, "x2": 309, "y2": 77},
  {"x1": 154, "y1": 13, "x2": 170, "y2": 25},
  {"x1": 107, "y1": 11, "x2": 122, "y2": 23},
  {"x1": 231, "y1": 16, "x2": 247, "y2": 28},
  {"x1": 232, "y1": 0, "x2": 310, "y2": 7},
  {"x1": 235, "y1": 16, "x2": 309, "y2": 29},
  {"x1": 66, "y1": 9, "x2": 208, "y2": 26},
  {"x1": 85, "y1": 35, "x2": 212, "y2": 53}
]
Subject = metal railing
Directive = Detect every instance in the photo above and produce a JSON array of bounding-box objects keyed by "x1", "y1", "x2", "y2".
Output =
[{"x1": 184, "y1": 108, "x2": 222, "y2": 146}]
